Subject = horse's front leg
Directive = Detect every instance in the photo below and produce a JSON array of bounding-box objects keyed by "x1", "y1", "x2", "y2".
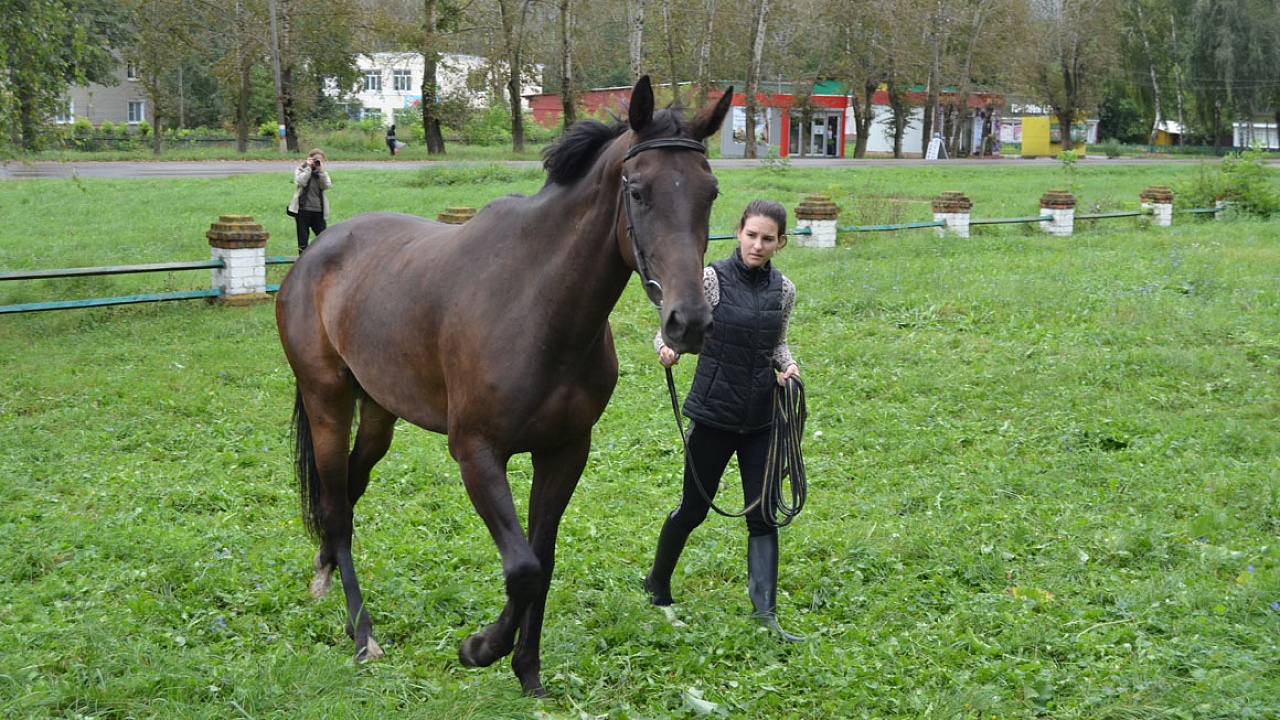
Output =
[
  {"x1": 511, "y1": 433, "x2": 591, "y2": 697},
  {"x1": 451, "y1": 436, "x2": 541, "y2": 680}
]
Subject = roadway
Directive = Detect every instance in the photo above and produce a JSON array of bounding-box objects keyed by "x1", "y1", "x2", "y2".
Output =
[{"x1": 0, "y1": 154, "x2": 1215, "y2": 180}]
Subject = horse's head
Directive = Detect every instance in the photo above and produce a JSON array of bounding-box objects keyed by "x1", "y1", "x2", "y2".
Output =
[{"x1": 619, "y1": 76, "x2": 733, "y2": 355}]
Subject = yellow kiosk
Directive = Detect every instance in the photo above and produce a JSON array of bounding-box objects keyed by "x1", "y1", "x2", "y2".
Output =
[{"x1": 1021, "y1": 116, "x2": 1088, "y2": 157}]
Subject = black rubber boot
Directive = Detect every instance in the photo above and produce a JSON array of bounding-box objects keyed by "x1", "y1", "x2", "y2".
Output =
[
  {"x1": 644, "y1": 518, "x2": 692, "y2": 606},
  {"x1": 747, "y1": 533, "x2": 804, "y2": 642}
]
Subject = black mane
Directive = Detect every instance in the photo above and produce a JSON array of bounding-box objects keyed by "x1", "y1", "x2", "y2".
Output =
[{"x1": 542, "y1": 107, "x2": 690, "y2": 186}]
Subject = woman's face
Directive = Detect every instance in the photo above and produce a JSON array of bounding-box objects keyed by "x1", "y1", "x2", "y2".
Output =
[{"x1": 737, "y1": 214, "x2": 783, "y2": 268}]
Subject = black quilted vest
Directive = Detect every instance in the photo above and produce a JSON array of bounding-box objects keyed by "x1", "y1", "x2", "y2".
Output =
[{"x1": 683, "y1": 250, "x2": 785, "y2": 433}]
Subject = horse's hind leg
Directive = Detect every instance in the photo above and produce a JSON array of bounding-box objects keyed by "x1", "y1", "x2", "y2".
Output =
[
  {"x1": 337, "y1": 397, "x2": 397, "y2": 644},
  {"x1": 349, "y1": 396, "x2": 397, "y2": 508},
  {"x1": 450, "y1": 435, "x2": 541, "y2": 677},
  {"x1": 301, "y1": 383, "x2": 384, "y2": 661},
  {"x1": 510, "y1": 434, "x2": 591, "y2": 697}
]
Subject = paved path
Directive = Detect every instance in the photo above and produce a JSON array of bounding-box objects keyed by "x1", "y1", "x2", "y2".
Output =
[{"x1": 2, "y1": 155, "x2": 1213, "y2": 181}]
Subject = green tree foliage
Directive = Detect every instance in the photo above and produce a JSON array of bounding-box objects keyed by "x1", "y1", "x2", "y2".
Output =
[
  {"x1": 0, "y1": 0, "x2": 131, "y2": 150},
  {"x1": 1021, "y1": 0, "x2": 1124, "y2": 152}
]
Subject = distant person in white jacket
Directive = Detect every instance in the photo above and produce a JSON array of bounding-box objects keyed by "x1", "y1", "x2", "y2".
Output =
[{"x1": 287, "y1": 149, "x2": 332, "y2": 253}]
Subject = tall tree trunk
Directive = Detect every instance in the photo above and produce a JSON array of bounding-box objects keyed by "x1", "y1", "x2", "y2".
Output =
[
  {"x1": 743, "y1": 0, "x2": 769, "y2": 159},
  {"x1": 17, "y1": 86, "x2": 41, "y2": 151},
  {"x1": 236, "y1": 54, "x2": 252, "y2": 153},
  {"x1": 662, "y1": 0, "x2": 679, "y2": 105},
  {"x1": 1133, "y1": 1, "x2": 1164, "y2": 146},
  {"x1": 422, "y1": 0, "x2": 446, "y2": 154},
  {"x1": 498, "y1": 0, "x2": 527, "y2": 153},
  {"x1": 886, "y1": 68, "x2": 908, "y2": 158},
  {"x1": 1171, "y1": 13, "x2": 1186, "y2": 147},
  {"x1": 559, "y1": 0, "x2": 577, "y2": 128},
  {"x1": 628, "y1": 0, "x2": 645, "y2": 83},
  {"x1": 693, "y1": 0, "x2": 716, "y2": 108},
  {"x1": 923, "y1": 6, "x2": 941, "y2": 155},
  {"x1": 282, "y1": 64, "x2": 300, "y2": 153},
  {"x1": 1057, "y1": 53, "x2": 1079, "y2": 151},
  {"x1": 151, "y1": 115, "x2": 163, "y2": 155},
  {"x1": 850, "y1": 78, "x2": 875, "y2": 158}
]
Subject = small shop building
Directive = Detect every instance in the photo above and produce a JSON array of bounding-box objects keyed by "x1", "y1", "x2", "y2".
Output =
[{"x1": 528, "y1": 80, "x2": 1005, "y2": 159}]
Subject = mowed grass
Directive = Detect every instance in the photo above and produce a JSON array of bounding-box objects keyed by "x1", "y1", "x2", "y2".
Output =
[{"x1": 2, "y1": 161, "x2": 1279, "y2": 719}]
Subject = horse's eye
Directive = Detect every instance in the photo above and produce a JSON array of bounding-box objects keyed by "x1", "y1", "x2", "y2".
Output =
[{"x1": 629, "y1": 186, "x2": 644, "y2": 203}]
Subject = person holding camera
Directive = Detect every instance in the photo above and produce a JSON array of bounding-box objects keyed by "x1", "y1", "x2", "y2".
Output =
[{"x1": 287, "y1": 148, "x2": 332, "y2": 252}]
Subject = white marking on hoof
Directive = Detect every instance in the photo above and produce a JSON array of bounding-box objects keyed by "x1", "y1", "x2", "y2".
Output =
[
  {"x1": 359, "y1": 638, "x2": 384, "y2": 661},
  {"x1": 310, "y1": 566, "x2": 334, "y2": 598},
  {"x1": 660, "y1": 606, "x2": 687, "y2": 627}
]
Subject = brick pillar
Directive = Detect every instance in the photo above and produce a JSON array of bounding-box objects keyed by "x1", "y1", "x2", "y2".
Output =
[
  {"x1": 437, "y1": 207, "x2": 477, "y2": 224},
  {"x1": 1039, "y1": 190, "x2": 1076, "y2": 237},
  {"x1": 207, "y1": 214, "x2": 269, "y2": 306},
  {"x1": 793, "y1": 194, "x2": 838, "y2": 248},
  {"x1": 932, "y1": 191, "x2": 973, "y2": 238},
  {"x1": 1139, "y1": 185, "x2": 1174, "y2": 227}
]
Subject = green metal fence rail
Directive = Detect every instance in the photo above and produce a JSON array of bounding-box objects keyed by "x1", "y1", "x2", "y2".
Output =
[
  {"x1": 0, "y1": 259, "x2": 224, "y2": 281},
  {"x1": 971, "y1": 215, "x2": 1053, "y2": 226},
  {"x1": 0, "y1": 201, "x2": 1248, "y2": 315},
  {"x1": 0, "y1": 289, "x2": 223, "y2": 314},
  {"x1": 0, "y1": 259, "x2": 229, "y2": 315}
]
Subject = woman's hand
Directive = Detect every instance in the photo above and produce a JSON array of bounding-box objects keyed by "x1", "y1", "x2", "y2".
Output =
[
  {"x1": 777, "y1": 363, "x2": 799, "y2": 386},
  {"x1": 658, "y1": 345, "x2": 680, "y2": 368}
]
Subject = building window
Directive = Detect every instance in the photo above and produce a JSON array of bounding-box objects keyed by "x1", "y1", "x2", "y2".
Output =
[
  {"x1": 393, "y1": 69, "x2": 413, "y2": 92},
  {"x1": 127, "y1": 63, "x2": 138, "y2": 81},
  {"x1": 361, "y1": 107, "x2": 382, "y2": 121},
  {"x1": 54, "y1": 99, "x2": 75, "y2": 124},
  {"x1": 363, "y1": 70, "x2": 382, "y2": 92},
  {"x1": 128, "y1": 101, "x2": 145, "y2": 124}
]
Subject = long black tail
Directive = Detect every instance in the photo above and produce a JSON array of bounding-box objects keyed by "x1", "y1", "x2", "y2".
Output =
[{"x1": 292, "y1": 386, "x2": 324, "y2": 541}]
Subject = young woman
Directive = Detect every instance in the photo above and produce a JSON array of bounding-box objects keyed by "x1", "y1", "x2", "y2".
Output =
[
  {"x1": 645, "y1": 199, "x2": 804, "y2": 642},
  {"x1": 287, "y1": 148, "x2": 332, "y2": 253}
]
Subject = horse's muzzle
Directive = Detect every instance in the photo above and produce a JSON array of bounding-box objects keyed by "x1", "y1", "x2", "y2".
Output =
[{"x1": 662, "y1": 299, "x2": 713, "y2": 354}]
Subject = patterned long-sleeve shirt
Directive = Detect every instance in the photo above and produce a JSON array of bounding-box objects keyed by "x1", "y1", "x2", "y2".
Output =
[{"x1": 654, "y1": 265, "x2": 797, "y2": 370}]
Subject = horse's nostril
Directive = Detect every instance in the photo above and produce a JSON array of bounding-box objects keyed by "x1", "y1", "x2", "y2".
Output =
[{"x1": 664, "y1": 303, "x2": 712, "y2": 354}]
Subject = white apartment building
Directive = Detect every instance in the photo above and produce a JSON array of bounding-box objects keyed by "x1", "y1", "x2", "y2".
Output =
[
  {"x1": 333, "y1": 52, "x2": 542, "y2": 125},
  {"x1": 62, "y1": 60, "x2": 151, "y2": 127}
]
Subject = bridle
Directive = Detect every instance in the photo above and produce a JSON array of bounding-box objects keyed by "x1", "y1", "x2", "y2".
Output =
[{"x1": 619, "y1": 137, "x2": 710, "y2": 309}]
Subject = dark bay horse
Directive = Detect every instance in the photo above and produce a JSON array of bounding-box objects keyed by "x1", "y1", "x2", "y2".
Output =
[{"x1": 275, "y1": 76, "x2": 732, "y2": 696}]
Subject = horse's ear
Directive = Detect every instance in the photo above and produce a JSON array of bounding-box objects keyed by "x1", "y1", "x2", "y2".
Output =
[
  {"x1": 629, "y1": 75, "x2": 654, "y2": 134},
  {"x1": 687, "y1": 86, "x2": 734, "y2": 142}
]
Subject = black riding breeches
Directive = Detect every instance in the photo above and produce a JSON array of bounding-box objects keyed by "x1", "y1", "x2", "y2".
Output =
[
  {"x1": 667, "y1": 421, "x2": 775, "y2": 537},
  {"x1": 295, "y1": 210, "x2": 326, "y2": 251}
]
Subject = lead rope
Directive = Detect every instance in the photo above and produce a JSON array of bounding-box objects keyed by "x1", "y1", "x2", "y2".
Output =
[{"x1": 664, "y1": 367, "x2": 808, "y2": 527}]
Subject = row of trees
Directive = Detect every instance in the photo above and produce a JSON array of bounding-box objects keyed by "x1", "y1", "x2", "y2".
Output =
[{"x1": 3, "y1": 0, "x2": 1279, "y2": 156}]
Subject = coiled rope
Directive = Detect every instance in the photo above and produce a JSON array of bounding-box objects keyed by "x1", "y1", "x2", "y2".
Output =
[{"x1": 664, "y1": 368, "x2": 808, "y2": 527}]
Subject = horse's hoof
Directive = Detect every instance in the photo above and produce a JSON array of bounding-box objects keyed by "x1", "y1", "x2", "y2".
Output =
[
  {"x1": 458, "y1": 634, "x2": 499, "y2": 668},
  {"x1": 356, "y1": 638, "x2": 385, "y2": 662},
  {"x1": 522, "y1": 682, "x2": 548, "y2": 698},
  {"x1": 310, "y1": 568, "x2": 334, "y2": 599}
]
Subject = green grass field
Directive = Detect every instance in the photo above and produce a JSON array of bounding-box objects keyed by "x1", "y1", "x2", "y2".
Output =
[{"x1": 2, "y1": 161, "x2": 1279, "y2": 719}]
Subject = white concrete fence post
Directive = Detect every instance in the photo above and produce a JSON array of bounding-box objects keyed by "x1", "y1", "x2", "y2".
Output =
[
  {"x1": 1140, "y1": 185, "x2": 1175, "y2": 227},
  {"x1": 793, "y1": 194, "x2": 839, "y2": 248},
  {"x1": 1039, "y1": 190, "x2": 1077, "y2": 237},
  {"x1": 932, "y1": 191, "x2": 973, "y2": 238},
  {"x1": 207, "y1": 215, "x2": 270, "y2": 306}
]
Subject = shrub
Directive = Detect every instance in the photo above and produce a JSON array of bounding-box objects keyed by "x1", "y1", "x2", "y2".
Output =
[
  {"x1": 459, "y1": 105, "x2": 512, "y2": 146},
  {"x1": 1175, "y1": 143, "x2": 1280, "y2": 217},
  {"x1": 99, "y1": 120, "x2": 116, "y2": 137},
  {"x1": 1098, "y1": 137, "x2": 1123, "y2": 158}
]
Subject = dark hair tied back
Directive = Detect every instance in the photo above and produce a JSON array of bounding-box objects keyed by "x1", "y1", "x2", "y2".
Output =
[{"x1": 737, "y1": 199, "x2": 788, "y2": 238}]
